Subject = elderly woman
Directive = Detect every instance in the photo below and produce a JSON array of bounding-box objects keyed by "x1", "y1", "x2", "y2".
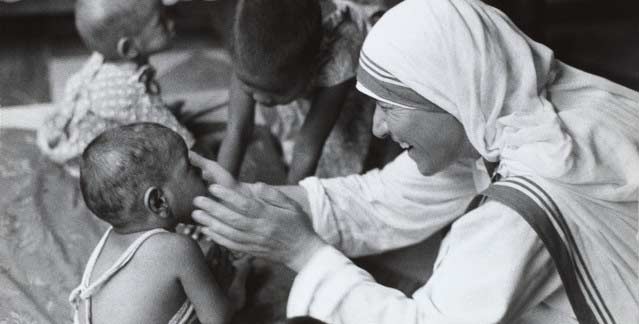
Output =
[{"x1": 190, "y1": 0, "x2": 639, "y2": 323}]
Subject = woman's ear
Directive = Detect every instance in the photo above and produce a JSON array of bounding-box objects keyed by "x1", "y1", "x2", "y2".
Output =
[
  {"x1": 144, "y1": 187, "x2": 170, "y2": 218},
  {"x1": 117, "y1": 38, "x2": 140, "y2": 60}
]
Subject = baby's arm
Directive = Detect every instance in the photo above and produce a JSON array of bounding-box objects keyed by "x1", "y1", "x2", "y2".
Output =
[
  {"x1": 173, "y1": 235, "x2": 231, "y2": 324},
  {"x1": 288, "y1": 79, "x2": 354, "y2": 184},
  {"x1": 218, "y1": 73, "x2": 256, "y2": 177}
]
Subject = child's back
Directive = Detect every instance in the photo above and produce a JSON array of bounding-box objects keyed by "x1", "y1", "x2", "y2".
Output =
[
  {"x1": 73, "y1": 229, "x2": 205, "y2": 324},
  {"x1": 71, "y1": 123, "x2": 233, "y2": 324}
]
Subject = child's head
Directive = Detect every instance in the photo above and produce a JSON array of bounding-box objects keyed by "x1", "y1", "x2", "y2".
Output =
[
  {"x1": 80, "y1": 123, "x2": 206, "y2": 231},
  {"x1": 75, "y1": 0, "x2": 174, "y2": 61},
  {"x1": 232, "y1": 0, "x2": 323, "y2": 106}
]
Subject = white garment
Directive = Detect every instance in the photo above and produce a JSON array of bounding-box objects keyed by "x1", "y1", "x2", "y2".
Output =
[
  {"x1": 292, "y1": 155, "x2": 577, "y2": 323},
  {"x1": 351, "y1": 0, "x2": 638, "y2": 322},
  {"x1": 300, "y1": 152, "x2": 478, "y2": 257}
]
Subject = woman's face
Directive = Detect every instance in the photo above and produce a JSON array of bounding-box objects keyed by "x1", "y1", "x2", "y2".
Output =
[{"x1": 372, "y1": 101, "x2": 470, "y2": 175}]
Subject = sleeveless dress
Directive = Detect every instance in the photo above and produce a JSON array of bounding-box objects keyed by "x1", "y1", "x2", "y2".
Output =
[{"x1": 68, "y1": 228, "x2": 196, "y2": 324}]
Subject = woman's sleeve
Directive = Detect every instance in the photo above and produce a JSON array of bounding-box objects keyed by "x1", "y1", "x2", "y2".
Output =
[
  {"x1": 287, "y1": 201, "x2": 570, "y2": 324},
  {"x1": 299, "y1": 152, "x2": 478, "y2": 257}
]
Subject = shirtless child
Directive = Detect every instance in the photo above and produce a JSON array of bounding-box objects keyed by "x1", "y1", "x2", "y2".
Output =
[{"x1": 69, "y1": 123, "x2": 240, "y2": 324}]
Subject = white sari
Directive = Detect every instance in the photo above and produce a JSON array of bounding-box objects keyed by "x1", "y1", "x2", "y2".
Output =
[{"x1": 355, "y1": 0, "x2": 639, "y2": 323}]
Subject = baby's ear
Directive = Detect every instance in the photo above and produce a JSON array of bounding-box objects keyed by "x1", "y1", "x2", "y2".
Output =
[
  {"x1": 117, "y1": 38, "x2": 139, "y2": 60},
  {"x1": 144, "y1": 187, "x2": 170, "y2": 218}
]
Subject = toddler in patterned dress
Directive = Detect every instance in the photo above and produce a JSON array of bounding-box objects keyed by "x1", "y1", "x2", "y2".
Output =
[{"x1": 37, "y1": 0, "x2": 193, "y2": 177}]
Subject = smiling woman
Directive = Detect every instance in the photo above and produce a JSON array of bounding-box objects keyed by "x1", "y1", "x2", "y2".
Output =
[
  {"x1": 370, "y1": 102, "x2": 473, "y2": 175},
  {"x1": 191, "y1": 0, "x2": 639, "y2": 323}
]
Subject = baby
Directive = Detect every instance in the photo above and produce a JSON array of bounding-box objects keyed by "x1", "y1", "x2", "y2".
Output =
[
  {"x1": 69, "y1": 123, "x2": 238, "y2": 324},
  {"x1": 218, "y1": 0, "x2": 384, "y2": 184},
  {"x1": 37, "y1": 0, "x2": 193, "y2": 177}
]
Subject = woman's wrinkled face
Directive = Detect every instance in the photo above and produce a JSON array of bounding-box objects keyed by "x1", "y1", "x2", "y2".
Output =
[{"x1": 372, "y1": 101, "x2": 468, "y2": 175}]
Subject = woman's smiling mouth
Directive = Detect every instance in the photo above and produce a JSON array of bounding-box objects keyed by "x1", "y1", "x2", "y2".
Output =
[{"x1": 399, "y1": 142, "x2": 412, "y2": 150}]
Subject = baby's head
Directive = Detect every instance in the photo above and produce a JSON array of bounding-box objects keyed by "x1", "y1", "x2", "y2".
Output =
[
  {"x1": 232, "y1": 0, "x2": 323, "y2": 106},
  {"x1": 80, "y1": 123, "x2": 206, "y2": 232},
  {"x1": 75, "y1": 0, "x2": 174, "y2": 62}
]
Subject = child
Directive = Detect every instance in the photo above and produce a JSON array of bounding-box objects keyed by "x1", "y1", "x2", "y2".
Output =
[
  {"x1": 218, "y1": 0, "x2": 383, "y2": 184},
  {"x1": 69, "y1": 123, "x2": 238, "y2": 324},
  {"x1": 37, "y1": 0, "x2": 193, "y2": 177}
]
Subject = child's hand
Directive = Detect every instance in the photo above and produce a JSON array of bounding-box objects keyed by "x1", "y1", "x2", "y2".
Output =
[{"x1": 180, "y1": 224, "x2": 204, "y2": 241}]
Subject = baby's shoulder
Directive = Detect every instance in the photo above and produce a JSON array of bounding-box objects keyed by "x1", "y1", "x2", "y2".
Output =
[{"x1": 139, "y1": 232, "x2": 204, "y2": 266}]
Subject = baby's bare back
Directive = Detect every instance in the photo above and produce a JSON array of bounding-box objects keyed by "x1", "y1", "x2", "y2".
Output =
[{"x1": 82, "y1": 233, "x2": 189, "y2": 324}]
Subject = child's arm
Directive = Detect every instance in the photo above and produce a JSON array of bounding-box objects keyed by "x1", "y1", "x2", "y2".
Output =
[
  {"x1": 218, "y1": 73, "x2": 256, "y2": 177},
  {"x1": 287, "y1": 79, "x2": 354, "y2": 184},
  {"x1": 174, "y1": 235, "x2": 232, "y2": 324}
]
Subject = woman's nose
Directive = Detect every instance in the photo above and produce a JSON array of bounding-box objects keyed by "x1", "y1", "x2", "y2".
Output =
[{"x1": 372, "y1": 106, "x2": 389, "y2": 138}]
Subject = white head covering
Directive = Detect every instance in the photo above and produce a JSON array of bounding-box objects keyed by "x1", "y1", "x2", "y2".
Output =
[
  {"x1": 356, "y1": 1, "x2": 639, "y2": 321},
  {"x1": 356, "y1": 0, "x2": 639, "y2": 201}
]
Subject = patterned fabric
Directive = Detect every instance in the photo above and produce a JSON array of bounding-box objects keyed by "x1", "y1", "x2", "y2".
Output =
[
  {"x1": 256, "y1": 0, "x2": 380, "y2": 177},
  {"x1": 36, "y1": 53, "x2": 194, "y2": 177}
]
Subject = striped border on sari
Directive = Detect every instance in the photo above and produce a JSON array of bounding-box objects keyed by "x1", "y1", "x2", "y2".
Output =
[
  {"x1": 480, "y1": 177, "x2": 616, "y2": 324},
  {"x1": 357, "y1": 52, "x2": 441, "y2": 111}
]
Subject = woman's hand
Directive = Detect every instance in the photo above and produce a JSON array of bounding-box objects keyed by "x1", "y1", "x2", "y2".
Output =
[
  {"x1": 189, "y1": 151, "x2": 253, "y2": 197},
  {"x1": 192, "y1": 183, "x2": 327, "y2": 272}
]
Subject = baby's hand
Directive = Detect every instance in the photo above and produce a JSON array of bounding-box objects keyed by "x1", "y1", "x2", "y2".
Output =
[{"x1": 180, "y1": 224, "x2": 203, "y2": 241}]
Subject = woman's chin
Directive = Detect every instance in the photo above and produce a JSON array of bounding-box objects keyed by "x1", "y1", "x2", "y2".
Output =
[
  {"x1": 417, "y1": 164, "x2": 440, "y2": 176},
  {"x1": 408, "y1": 150, "x2": 440, "y2": 176}
]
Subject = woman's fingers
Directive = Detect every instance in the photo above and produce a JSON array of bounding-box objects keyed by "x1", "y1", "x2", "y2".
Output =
[
  {"x1": 199, "y1": 226, "x2": 268, "y2": 255},
  {"x1": 192, "y1": 210, "x2": 256, "y2": 244},
  {"x1": 192, "y1": 197, "x2": 255, "y2": 231},
  {"x1": 208, "y1": 185, "x2": 262, "y2": 216},
  {"x1": 188, "y1": 151, "x2": 238, "y2": 187}
]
